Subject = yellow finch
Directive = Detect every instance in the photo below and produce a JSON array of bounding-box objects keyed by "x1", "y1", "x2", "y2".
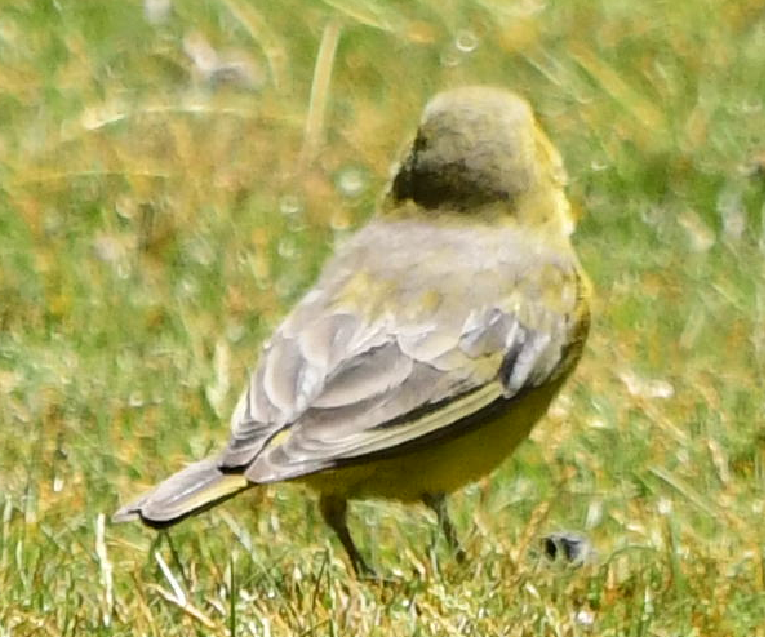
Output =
[{"x1": 114, "y1": 86, "x2": 590, "y2": 577}]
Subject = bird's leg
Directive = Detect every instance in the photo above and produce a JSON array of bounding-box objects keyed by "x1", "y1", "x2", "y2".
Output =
[
  {"x1": 422, "y1": 492, "x2": 466, "y2": 562},
  {"x1": 319, "y1": 495, "x2": 375, "y2": 579}
]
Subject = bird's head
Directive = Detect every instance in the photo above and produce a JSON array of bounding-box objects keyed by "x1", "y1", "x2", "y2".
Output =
[{"x1": 382, "y1": 86, "x2": 574, "y2": 236}]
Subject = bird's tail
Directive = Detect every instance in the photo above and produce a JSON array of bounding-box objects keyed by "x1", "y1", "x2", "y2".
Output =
[{"x1": 112, "y1": 456, "x2": 250, "y2": 528}]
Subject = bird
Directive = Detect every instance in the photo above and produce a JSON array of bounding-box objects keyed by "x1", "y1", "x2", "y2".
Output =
[{"x1": 113, "y1": 86, "x2": 591, "y2": 578}]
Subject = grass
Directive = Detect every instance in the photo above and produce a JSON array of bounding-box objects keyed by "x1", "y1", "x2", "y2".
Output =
[{"x1": 2, "y1": 0, "x2": 765, "y2": 634}]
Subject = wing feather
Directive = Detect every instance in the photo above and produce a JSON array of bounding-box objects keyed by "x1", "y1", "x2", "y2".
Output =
[{"x1": 312, "y1": 341, "x2": 414, "y2": 409}]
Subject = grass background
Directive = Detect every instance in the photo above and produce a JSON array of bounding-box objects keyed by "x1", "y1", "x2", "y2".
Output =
[{"x1": 2, "y1": 0, "x2": 765, "y2": 634}]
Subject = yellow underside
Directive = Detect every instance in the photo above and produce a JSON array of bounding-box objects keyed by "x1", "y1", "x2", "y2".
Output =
[{"x1": 298, "y1": 378, "x2": 563, "y2": 502}]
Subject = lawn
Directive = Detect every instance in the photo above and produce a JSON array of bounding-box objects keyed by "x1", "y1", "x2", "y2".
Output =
[{"x1": 2, "y1": 0, "x2": 765, "y2": 635}]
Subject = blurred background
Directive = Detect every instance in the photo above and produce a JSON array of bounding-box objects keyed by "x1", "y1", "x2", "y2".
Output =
[{"x1": 2, "y1": 0, "x2": 765, "y2": 634}]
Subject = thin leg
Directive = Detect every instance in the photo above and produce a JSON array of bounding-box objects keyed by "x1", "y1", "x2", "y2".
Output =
[
  {"x1": 319, "y1": 495, "x2": 375, "y2": 578},
  {"x1": 422, "y1": 492, "x2": 465, "y2": 562}
]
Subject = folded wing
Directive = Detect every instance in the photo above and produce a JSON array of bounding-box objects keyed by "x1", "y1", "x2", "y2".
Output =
[{"x1": 218, "y1": 221, "x2": 583, "y2": 484}]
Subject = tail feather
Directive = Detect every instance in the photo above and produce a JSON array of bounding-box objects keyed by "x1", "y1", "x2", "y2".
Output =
[{"x1": 113, "y1": 456, "x2": 250, "y2": 528}]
